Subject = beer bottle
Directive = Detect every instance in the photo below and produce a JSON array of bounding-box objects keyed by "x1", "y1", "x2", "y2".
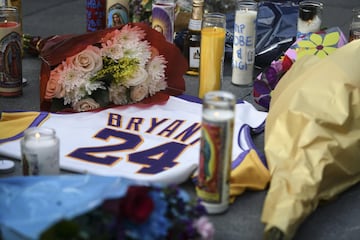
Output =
[{"x1": 183, "y1": 0, "x2": 204, "y2": 76}]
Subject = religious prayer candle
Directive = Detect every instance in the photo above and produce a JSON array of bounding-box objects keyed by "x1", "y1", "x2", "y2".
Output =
[
  {"x1": 152, "y1": 0, "x2": 176, "y2": 43},
  {"x1": 106, "y1": 0, "x2": 129, "y2": 28},
  {"x1": 349, "y1": 7, "x2": 360, "y2": 41},
  {"x1": 21, "y1": 127, "x2": 60, "y2": 176},
  {"x1": 198, "y1": 13, "x2": 226, "y2": 99},
  {"x1": 297, "y1": 0, "x2": 323, "y2": 34},
  {"x1": 196, "y1": 91, "x2": 235, "y2": 214},
  {"x1": 86, "y1": 0, "x2": 106, "y2": 32},
  {"x1": 231, "y1": 0, "x2": 258, "y2": 86},
  {"x1": 0, "y1": 6, "x2": 22, "y2": 97}
]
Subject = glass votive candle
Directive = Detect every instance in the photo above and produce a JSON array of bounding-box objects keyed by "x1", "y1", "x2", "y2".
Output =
[
  {"x1": 21, "y1": 127, "x2": 60, "y2": 176},
  {"x1": 196, "y1": 90, "x2": 236, "y2": 214},
  {"x1": 297, "y1": 0, "x2": 323, "y2": 33},
  {"x1": 349, "y1": 7, "x2": 360, "y2": 42}
]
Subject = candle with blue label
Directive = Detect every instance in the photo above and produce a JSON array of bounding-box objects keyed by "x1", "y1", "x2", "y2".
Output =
[
  {"x1": 231, "y1": 0, "x2": 258, "y2": 86},
  {"x1": 86, "y1": 0, "x2": 106, "y2": 32}
]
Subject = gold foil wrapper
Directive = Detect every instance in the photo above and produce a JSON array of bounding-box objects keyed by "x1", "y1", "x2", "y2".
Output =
[{"x1": 261, "y1": 40, "x2": 360, "y2": 239}]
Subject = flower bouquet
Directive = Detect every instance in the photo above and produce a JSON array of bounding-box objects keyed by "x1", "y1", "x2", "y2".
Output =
[
  {"x1": 0, "y1": 175, "x2": 214, "y2": 240},
  {"x1": 39, "y1": 23, "x2": 187, "y2": 112},
  {"x1": 39, "y1": 184, "x2": 214, "y2": 240}
]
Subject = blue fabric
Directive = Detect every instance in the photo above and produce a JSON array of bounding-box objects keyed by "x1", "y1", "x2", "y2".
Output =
[{"x1": 0, "y1": 175, "x2": 136, "y2": 240}]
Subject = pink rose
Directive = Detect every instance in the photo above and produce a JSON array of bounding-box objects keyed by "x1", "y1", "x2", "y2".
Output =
[
  {"x1": 130, "y1": 83, "x2": 148, "y2": 102},
  {"x1": 69, "y1": 45, "x2": 103, "y2": 73},
  {"x1": 126, "y1": 67, "x2": 148, "y2": 87},
  {"x1": 72, "y1": 98, "x2": 100, "y2": 112},
  {"x1": 44, "y1": 65, "x2": 65, "y2": 100}
]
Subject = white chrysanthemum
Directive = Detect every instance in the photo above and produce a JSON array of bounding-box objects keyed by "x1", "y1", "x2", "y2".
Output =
[
  {"x1": 101, "y1": 43, "x2": 124, "y2": 60},
  {"x1": 59, "y1": 67, "x2": 102, "y2": 105},
  {"x1": 147, "y1": 75, "x2": 167, "y2": 96},
  {"x1": 147, "y1": 55, "x2": 167, "y2": 81},
  {"x1": 60, "y1": 67, "x2": 85, "y2": 91},
  {"x1": 83, "y1": 80, "x2": 105, "y2": 95},
  {"x1": 122, "y1": 40, "x2": 151, "y2": 67},
  {"x1": 108, "y1": 83, "x2": 128, "y2": 105},
  {"x1": 146, "y1": 55, "x2": 168, "y2": 96},
  {"x1": 113, "y1": 25, "x2": 146, "y2": 44}
]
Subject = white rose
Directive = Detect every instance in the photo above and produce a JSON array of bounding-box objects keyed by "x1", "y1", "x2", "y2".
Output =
[
  {"x1": 130, "y1": 83, "x2": 148, "y2": 102},
  {"x1": 71, "y1": 45, "x2": 103, "y2": 73},
  {"x1": 73, "y1": 98, "x2": 100, "y2": 112},
  {"x1": 109, "y1": 84, "x2": 128, "y2": 105},
  {"x1": 126, "y1": 67, "x2": 148, "y2": 87}
]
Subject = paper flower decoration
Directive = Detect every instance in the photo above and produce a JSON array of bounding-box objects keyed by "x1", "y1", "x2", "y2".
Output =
[
  {"x1": 253, "y1": 27, "x2": 347, "y2": 110},
  {"x1": 39, "y1": 23, "x2": 187, "y2": 112},
  {"x1": 296, "y1": 31, "x2": 340, "y2": 59}
]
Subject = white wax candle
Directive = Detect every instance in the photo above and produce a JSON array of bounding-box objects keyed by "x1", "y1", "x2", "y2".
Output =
[
  {"x1": 21, "y1": 128, "x2": 60, "y2": 175},
  {"x1": 232, "y1": 9, "x2": 257, "y2": 86},
  {"x1": 297, "y1": 15, "x2": 322, "y2": 33}
]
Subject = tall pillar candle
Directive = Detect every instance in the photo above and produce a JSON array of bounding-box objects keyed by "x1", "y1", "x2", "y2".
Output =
[
  {"x1": 21, "y1": 127, "x2": 60, "y2": 176},
  {"x1": 349, "y1": 7, "x2": 360, "y2": 41},
  {"x1": 196, "y1": 91, "x2": 235, "y2": 214},
  {"x1": 231, "y1": 0, "x2": 258, "y2": 86},
  {"x1": 152, "y1": 0, "x2": 175, "y2": 43},
  {"x1": 0, "y1": 6, "x2": 22, "y2": 97},
  {"x1": 86, "y1": 0, "x2": 106, "y2": 32},
  {"x1": 198, "y1": 13, "x2": 226, "y2": 98},
  {"x1": 106, "y1": 0, "x2": 129, "y2": 27}
]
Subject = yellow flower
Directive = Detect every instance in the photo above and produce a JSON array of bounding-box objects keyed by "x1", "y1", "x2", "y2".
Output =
[{"x1": 297, "y1": 32, "x2": 340, "y2": 59}]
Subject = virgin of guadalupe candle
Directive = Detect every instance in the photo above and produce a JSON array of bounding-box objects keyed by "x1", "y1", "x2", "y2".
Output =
[
  {"x1": 0, "y1": 6, "x2": 22, "y2": 97},
  {"x1": 21, "y1": 127, "x2": 60, "y2": 176},
  {"x1": 231, "y1": 0, "x2": 258, "y2": 86},
  {"x1": 106, "y1": 0, "x2": 129, "y2": 28},
  {"x1": 196, "y1": 91, "x2": 236, "y2": 214}
]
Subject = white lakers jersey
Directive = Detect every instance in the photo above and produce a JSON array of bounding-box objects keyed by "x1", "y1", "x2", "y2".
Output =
[{"x1": 0, "y1": 95, "x2": 267, "y2": 185}]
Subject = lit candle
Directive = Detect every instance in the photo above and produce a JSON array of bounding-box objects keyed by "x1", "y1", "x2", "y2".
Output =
[
  {"x1": 231, "y1": 1, "x2": 258, "y2": 86},
  {"x1": 297, "y1": 1, "x2": 323, "y2": 34},
  {"x1": 20, "y1": 127, "x2": 60, "y2": 176}
]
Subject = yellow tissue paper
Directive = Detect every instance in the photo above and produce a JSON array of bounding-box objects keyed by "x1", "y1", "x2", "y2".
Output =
[{"x1": 261, "y1": 39, "x2": 360, "y2": 239}]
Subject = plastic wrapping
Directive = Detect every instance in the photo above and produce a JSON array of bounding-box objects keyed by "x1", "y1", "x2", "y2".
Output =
[
  {"x1": 261, "y1": 40, "x2": 360, "y2": 239},
  {"x1": 0, "y1": 175, "x2": 135, "y2": 240}
]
